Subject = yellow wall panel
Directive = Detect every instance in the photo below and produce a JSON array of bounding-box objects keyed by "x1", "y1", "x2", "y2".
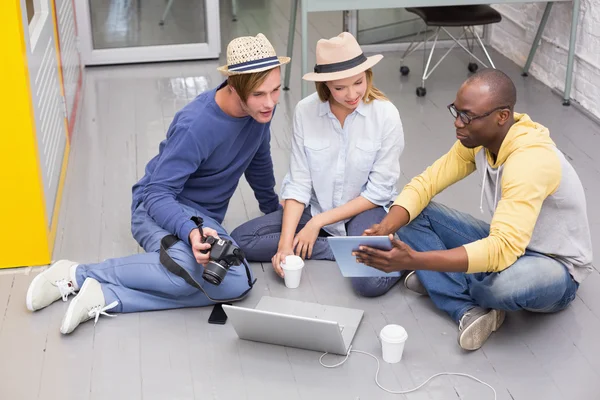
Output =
[{"x1": 0, "y1": 0, "x2": 51, "y2": 267}]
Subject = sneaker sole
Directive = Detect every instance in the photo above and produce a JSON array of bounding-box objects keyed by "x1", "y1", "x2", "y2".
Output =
[
  {"x1": 459, "y1": 309, "x2": 506, "y2": 351},
  {"x1": 26, "y1": 272, "x2": 47, "y2": 312},
  {"x1": 60, "y1": 279, "x2": 93, "y2": 335}
]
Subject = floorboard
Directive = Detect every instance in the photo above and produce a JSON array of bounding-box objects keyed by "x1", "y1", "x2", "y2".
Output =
[{"x1": 2, "y1": 0, "x2": 600, "y2": 399}]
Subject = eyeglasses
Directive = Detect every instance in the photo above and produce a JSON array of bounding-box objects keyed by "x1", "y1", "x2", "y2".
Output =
[{"x1": 448, "y1": 103, "x2": 510, "y2": 125}]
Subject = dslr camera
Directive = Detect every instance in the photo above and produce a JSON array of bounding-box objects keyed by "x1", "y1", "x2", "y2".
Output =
[{"x1": 191, "y1": 217, "x2": 245, "y2": 286}]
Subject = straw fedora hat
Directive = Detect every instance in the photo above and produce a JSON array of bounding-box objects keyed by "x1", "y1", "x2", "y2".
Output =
[
  {"x1": 217, "y1": 33, "x2": 291, "y2": 75},
  {"x1": 303, "y1": 32, "x2": 383, "y2": 82}
]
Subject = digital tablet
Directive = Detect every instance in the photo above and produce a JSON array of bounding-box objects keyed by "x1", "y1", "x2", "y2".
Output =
[{"x1": 327, "y1": 236, "x2": 402, "y2": 278}]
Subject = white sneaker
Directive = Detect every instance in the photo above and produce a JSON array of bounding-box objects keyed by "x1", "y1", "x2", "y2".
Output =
[
  {"x1": 60, "y1": 278, "x2": 118, "y2": 335},
  {"x1": 26, "y1": 260, "x2": 80, "y2": 311}
]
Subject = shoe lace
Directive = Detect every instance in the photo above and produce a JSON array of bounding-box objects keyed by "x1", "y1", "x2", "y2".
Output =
[
  {"x1": 88, "y1": 301, "x2": 119, "y2": 326},
  {"x1": 56, "y1": 279, "x2": 76, "y2": 302},
  {"x1": 458, "y1": 312, "x2": 470, "y2": 331}
]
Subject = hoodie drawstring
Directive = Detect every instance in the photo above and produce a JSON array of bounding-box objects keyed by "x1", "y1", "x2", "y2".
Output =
[
  {"x1": 493, "y1": 175, "x2": 499, "y2": 212},
  {"x1": 479, "y1": 170, "x2": 488, "y2": 214}
]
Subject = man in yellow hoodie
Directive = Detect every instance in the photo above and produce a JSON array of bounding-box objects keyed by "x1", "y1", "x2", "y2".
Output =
[{"x1": 354, "y1": 69, "x2": 593, "y2": 351}]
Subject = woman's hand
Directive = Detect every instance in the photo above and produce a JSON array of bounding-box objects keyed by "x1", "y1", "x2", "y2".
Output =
[
  {"x1": 293, "y1": 219, "x2": 322, "y2": 259},
  {"x1": 272, "y1": 246, "x2": 294, "y2": 277}
]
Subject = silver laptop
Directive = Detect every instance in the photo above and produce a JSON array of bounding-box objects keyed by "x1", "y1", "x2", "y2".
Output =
[{"x1": 222, "y1": 296, "x2": 364, "y2": 355}]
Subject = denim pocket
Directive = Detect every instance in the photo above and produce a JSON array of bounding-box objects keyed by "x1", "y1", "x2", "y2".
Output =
[{"x1": 304, "y1": 137, "x2": 331, "y2": 172}]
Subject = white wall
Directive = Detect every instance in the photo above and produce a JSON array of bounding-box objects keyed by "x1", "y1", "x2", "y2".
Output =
[{"x1": 489, "y1": 1, "x2": 600, "y2": 118}]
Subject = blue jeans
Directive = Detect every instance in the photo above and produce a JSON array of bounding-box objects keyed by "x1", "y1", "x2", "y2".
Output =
[
  {"x1": 231, "y1": 206, "x2": 402, "y2": 297},
  {"x1": 398, "y1": 202, "x2": 579, "y2": 323},
  {"x1": 75, "y1": 203, "x2": 253, "y2": 313}
]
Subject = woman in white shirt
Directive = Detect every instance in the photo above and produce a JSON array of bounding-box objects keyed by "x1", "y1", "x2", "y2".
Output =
[{"x1": 231, "y1": 32, "x2": 405, "y2": 297}]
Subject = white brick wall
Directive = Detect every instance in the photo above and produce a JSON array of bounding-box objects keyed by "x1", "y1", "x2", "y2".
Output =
[{"x1": 489, "y1": 1, "x2": 600, "y2": 117}]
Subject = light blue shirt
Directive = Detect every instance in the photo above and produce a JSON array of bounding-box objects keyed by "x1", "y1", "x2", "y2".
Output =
[{"x1": 280, "y1": 92, "x2": 404, "y2": 236}]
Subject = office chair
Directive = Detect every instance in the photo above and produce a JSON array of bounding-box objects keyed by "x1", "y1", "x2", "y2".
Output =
[{"x1": 398, "y1": 5, "x2": 502, "y2": 97}]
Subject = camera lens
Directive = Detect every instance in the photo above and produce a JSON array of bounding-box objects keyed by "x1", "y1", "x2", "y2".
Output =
[
  {"x1": 202, "y1": 261, "x2": 228, "y2": 285},
  {"x1": 202, "y1": 270, "x2": 222, "y2": 285}
]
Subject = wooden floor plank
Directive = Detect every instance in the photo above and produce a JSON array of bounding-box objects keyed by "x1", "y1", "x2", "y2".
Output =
[{"x1": 3, "y1": 1, "x2": 599, "y2": 399}]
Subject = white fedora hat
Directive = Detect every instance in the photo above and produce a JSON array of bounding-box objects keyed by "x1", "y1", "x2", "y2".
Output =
[
  {"x1": 218, "y1": 33, "x2": 290, "y2": 75},
  {"x1": 303, "y1": 32, "x2": 383, "y2": 82}
]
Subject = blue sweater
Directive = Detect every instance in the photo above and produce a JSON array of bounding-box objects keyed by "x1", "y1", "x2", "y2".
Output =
[{"x1": 131, "y1": 81, "x2": 280, "y2": 245}]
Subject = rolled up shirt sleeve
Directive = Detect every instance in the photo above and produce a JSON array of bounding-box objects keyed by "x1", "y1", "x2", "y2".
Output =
[{"x1": 360, "y1": 106, "x2": 404, "y2": 205}]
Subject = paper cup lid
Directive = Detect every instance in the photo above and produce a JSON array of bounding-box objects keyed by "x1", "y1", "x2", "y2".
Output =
[
  {"x1": 282, "y1": 255, "x2": 304, "y2": 270},
  {"x1": 380, "y1": 324, "x2": 408, "y2": 343}
]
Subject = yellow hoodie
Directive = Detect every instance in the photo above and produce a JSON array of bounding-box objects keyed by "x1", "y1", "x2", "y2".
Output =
[{"x1": 394, "y1": 113, "x2": 593, "y2": 281}]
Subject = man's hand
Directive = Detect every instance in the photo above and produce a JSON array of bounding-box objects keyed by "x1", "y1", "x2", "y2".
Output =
[
  {"x1": 293, "y1": 219, "x2": 321, "y2": 259},
  {"x1": 363, "y1": 205, "x2": 411, "y2": 237},
  {"x1": 353, "y1": 234, "x2": 416, "y2": 273},
  {"x1": 272, "y1": 246, "x2": 294, "y2": 278},
  {"x1": 363, "y1": 223, "x2": 390, "y2": 236},
  {"x1": 189, "y1": 227, "x2": 220, "y2": 265}
]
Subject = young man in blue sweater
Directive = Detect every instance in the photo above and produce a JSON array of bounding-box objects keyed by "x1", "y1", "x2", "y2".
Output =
[{"x1": 25, "y1": 33, "x2": 290, "y2": 334}]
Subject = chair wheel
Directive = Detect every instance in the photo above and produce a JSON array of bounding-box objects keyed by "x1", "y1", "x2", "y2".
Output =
[
  {"x1": 400, "y1": 66, "x2": 410, "y2": 76},
  {"x1": 416, "y1": 87, "x2": 427, "y2": 97},
  {"x1": 468, "y1": 62, "x2": 478, "y2": 73}
]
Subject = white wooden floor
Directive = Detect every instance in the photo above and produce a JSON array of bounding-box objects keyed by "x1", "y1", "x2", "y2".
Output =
[{"x1": 2, "y1": 1, "x2": 600, "y2": 399}]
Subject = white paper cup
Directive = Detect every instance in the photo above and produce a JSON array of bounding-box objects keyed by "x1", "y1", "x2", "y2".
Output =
[
  {"x1": 380, "y1": 324, "x2": 408, "y2": 363},
  {"x1": 281, "y1": 255, "x2": 304, "y2": 289}
]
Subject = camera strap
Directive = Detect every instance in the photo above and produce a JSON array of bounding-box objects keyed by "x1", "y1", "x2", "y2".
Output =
[{"x1": 159, "y1": 234, "x2": 256, "y2": 304}]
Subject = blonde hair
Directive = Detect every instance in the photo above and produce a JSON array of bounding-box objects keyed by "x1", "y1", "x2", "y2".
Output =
[
  {"x1": 227, "y1": 68, "x2": 276, "y2": 103},
  {"x1": 315, "y1": 69, "x2": 388, "y2": 103}
]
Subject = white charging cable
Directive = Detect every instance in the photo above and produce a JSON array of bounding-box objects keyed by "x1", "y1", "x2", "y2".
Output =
[{"x1": 319, "y1": 346, "x2": 497, "y2": 399}]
